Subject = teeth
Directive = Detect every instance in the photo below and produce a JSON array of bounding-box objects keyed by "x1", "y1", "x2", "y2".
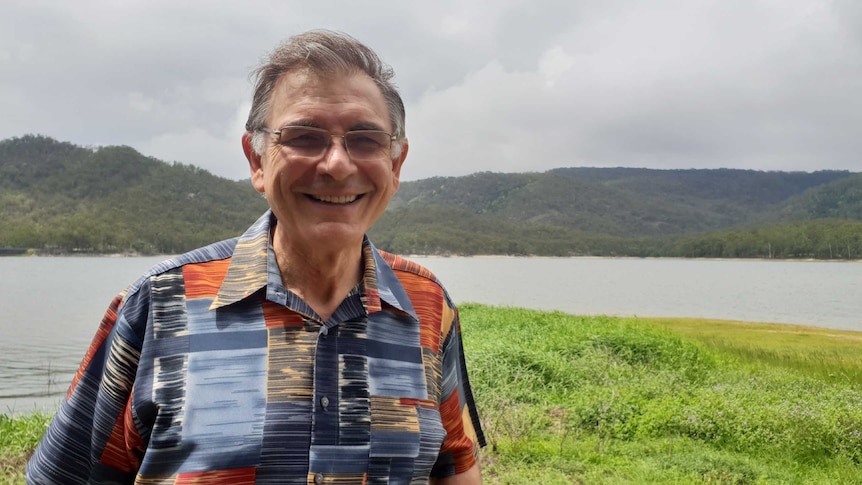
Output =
[{"x1": 313, "y1": 194, "x2": 358, "y2": 204}]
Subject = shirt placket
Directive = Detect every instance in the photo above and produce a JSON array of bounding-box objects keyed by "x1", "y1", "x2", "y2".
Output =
[{"x1": 307, "y1": 300, "x2": 371, "y2": 483}]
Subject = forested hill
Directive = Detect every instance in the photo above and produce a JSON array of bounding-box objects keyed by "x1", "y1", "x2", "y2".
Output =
[
  {"x1": 0, "y1": 135, "x2": 269, "y2": 254},
  {"x1": 375, "y1": 168, "x2": 862, "y2": 258},
  {"x1": 2, "y1": 134, "x2": 861, "y2": 258}
]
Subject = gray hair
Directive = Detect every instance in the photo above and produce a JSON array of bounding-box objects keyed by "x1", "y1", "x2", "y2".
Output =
[{"x1": 246, "y1": 30, "x2": 406, "y2": 157}]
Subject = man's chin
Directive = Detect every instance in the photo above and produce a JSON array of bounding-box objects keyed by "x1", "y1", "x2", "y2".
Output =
[{"x1": 301, "y1": 223, "x2": 368, "y2": 247}]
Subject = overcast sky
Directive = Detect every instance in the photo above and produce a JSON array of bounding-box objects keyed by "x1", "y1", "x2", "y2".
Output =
[{"x1": 1, "y1": 0, "x2": 859, "y2": 181}]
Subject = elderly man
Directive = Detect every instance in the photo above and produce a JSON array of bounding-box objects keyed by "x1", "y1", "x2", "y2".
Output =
[{"x1": 27, "y1": 30, "x2": 484, "y2": 484}]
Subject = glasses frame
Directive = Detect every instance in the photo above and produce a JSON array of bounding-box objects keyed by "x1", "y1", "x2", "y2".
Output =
[{"x1": 259, "y1": 126, "x2": 397, "y2": 161}]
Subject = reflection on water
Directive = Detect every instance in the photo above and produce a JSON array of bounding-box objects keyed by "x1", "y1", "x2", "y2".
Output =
[{"x1": 1, "y1": 256, "x2": 859, "y2": 413}]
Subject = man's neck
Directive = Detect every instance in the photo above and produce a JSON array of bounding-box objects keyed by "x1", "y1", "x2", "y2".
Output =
[{"x1": 272, "y1": 230, "x2": 363, "y2": 322}]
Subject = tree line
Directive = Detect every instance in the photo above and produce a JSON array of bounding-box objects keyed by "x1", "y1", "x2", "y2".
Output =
[{"x1": 3, "y1": 135, "x2": 861, "y2": 259}]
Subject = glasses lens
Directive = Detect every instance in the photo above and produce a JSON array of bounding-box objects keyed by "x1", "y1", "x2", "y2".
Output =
[
  {"x1": 345, "y1": 131, "x2": 391, "y2": 160},
  {"x1": 277, "y1": 127, "x2": 329, "y2": 156}
]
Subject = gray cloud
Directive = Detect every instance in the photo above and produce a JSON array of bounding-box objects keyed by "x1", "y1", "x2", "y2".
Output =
[{"x1": 1, "y1": 0, "x2": 859, "y2": 181}]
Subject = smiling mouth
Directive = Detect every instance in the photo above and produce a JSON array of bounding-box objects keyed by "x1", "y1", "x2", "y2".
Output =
[{"x1": 310, "y1": 194, "x2": 361, "y2": 204}]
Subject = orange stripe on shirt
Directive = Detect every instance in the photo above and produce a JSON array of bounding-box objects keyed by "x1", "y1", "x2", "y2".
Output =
[
  {"x1": 183, "y1": 259, "x2": 232, "y2": 300},
  {"x1": 98, "y1": 398, "x2": 140, "y2": 473},
  {"x1": 175, "y1": 467, "x2": 257, "y2": 484},
  {"x1": 399, "y1": 397, "x2": 438, "y2": 409},
  {"x1": 262, "y1": 300, "x2": 306, "y2": 328},
  {"x1": 68, "y1": 293, "x2": 123, "y2": 398},
  {"x1": 394, "y1": 271, "x2": 445, "y2": 351},
  {"x1": 439, "y1": 391, "x2": 479, "y2": 474}
]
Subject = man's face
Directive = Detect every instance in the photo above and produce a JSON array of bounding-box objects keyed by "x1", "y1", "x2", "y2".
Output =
[{"x1": 245, "y1": 70, "x2": 407, "y2": 254}]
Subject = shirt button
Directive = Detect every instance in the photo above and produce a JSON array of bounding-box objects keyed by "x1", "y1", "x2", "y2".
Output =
[
  {"x1": 321, "y1": 327, "x2": 329, "y2": 337},
  {"x1": 314, "y1": 472, "x2": 325, "y2": 484},
  {"x1": 320, "y1": 396, "x2": 330, "y2": 410}
]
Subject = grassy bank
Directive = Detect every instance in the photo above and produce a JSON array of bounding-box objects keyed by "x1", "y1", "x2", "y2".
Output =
[
  {"x1": 4, "y1": 306, "x2": 862, "y2": 484},
  {"x1": 0, "y1": 413, "x2": 50, "y2": 485},
  {"x1": 463, "y1": 305, "x2": 862, "y2": 484}
]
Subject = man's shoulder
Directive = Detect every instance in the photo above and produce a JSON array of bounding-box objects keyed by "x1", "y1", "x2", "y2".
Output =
[
  {"x1": 150, "y1": 238, "x2": 239, "y2": 275},
  {"x1": 180, "y1": 237, "x2": 241, "y2": 263},
  {"x1": 377, "y1": 250, "x2": 439, "y2": 284},
  {"x1": 376, "y1": 250, "x2": 456, "y2": 303},
  {"x1": 126, "y1": 238, "x2": 240, "y2": 294}
]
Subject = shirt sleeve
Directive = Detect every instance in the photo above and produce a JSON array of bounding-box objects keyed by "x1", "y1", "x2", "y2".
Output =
[
  {"x1": 26, "y1": 283, "x2": 150, "y2": 485},
  {"x1": 430, "y1": 300, "x2": 486, "y2": 477}
]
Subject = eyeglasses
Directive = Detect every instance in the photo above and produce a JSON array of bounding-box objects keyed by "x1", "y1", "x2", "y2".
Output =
[{"x1": 260, "y1": 126, "x2": 397, "y2": 161}]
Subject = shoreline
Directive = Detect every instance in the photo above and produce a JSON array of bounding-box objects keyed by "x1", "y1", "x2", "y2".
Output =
[
  {"x1": 406, "y1": 253, "x2": 862, "y2": 263},
  {"x1": 4, "y1": 249, "x2": 859, "y2": 263}
]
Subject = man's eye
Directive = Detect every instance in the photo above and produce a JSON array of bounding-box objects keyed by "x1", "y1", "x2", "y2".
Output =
[
  {"x1": 283, "y1": 133, "x2": 326, "y2": 148},
  {"x1": 350, "y1": 135, "x2": 384, "y2": 148}
]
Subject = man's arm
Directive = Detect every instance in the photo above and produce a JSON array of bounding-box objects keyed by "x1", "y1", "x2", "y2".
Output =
[
  {"x1": 429, "y1": 299, "x2": 485, "y2": 484},
  {"x1": 27, "y1": 290, "x2": 146, "y2": 484},
  {"x1": 429, "y1": 463, "x2": 482, "y2": 485}
]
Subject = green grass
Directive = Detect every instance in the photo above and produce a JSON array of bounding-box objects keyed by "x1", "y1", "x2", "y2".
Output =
[
  {"x1": 461, "y1": 304, "x2": 862, "y2": 484},
  {"x1": 646, "y1": 317, "x2": 862, "y2": 386},
  {"x1": 0, "y1": 413, "x2": 50, "y2": 485},
  {"x1": 4, "y1": 305, "x2": 862, "y2": 484}
]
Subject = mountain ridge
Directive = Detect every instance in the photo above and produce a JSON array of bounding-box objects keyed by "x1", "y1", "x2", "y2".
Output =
[{"x1": 2, "y1": 134, "x2": 860, "y2": 258}]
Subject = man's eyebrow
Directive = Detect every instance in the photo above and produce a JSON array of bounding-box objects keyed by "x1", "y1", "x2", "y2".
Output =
[
  {"x1": 283, "y1": 120, "x2": 320, "y2": 128},
  {"x1": 278, "y1": 120, "x2": 387, "y2": 132},
  {"x1": 349, "y1": 121, "x2": 386, "y2": 132}
]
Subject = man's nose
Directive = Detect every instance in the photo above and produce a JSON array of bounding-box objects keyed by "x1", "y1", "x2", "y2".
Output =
[{"x1": 318, "y1": 136, "x2": 355, "y2": 179}]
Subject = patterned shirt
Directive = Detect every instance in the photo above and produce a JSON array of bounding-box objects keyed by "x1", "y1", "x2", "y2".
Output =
[{"x1": 27, "y1": 211, "x2": 485, "y2": 485}]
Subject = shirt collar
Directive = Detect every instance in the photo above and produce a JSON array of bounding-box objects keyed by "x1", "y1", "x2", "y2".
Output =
[
  {"x1": 209, "y1": 210, "x2": 271, "y2": 310},
  {"x1": 363, "y1": 239, "x2": 417, "y2": 320},
  {"x1": 211, "y1": 210, "x2": 418, "y2": 321}
]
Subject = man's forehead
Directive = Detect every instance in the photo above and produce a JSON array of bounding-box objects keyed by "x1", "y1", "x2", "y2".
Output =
[
  {"x1": 268, "y1": 68, "x2": 390, "y2": 127},
  {"x1": 272, "y1": 67, "x2": 375, "y2": 94}
]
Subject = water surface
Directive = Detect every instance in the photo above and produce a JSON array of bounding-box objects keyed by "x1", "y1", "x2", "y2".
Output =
[{"x1": 1, "y1": 256, "x2": 859, "y2": 413}]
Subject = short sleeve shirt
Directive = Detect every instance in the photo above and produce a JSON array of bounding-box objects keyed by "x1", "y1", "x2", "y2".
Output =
[{"x1": 26, "y1": 211, "x2": 485, "y2": 485}]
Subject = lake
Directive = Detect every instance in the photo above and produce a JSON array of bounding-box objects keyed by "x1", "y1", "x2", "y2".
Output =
[{"x1": 1, "y1": 256, "x2": 859, "y2": 413}]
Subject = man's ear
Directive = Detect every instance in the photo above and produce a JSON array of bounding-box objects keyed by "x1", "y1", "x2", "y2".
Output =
[
  {"x1": 242, "y1": 132, "x2": 265, "y2": 193},
  {"x1": 391, "y1": 139, "x2": 408, "y2": 192}
]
